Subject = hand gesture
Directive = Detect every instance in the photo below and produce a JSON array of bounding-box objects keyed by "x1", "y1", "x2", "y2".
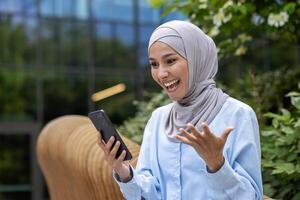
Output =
[
  {"x1": 176, "y1": 122, "x2": 233, "y2": 172},
  {"x1": 97, "y1": 134, "x2": 131, "y2": 181}
]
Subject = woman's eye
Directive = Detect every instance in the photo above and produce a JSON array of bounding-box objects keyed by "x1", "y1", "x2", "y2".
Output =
[
  {"x1": 166, "y1": 58, "x2": 176, "y2": 65},
  {"x1": 150, "y1": 62, "x2": 158, "y2": 68}
]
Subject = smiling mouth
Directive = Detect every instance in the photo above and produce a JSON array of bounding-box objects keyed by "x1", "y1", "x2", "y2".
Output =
[{"x1": 163, "y1": 79, "x2": 180, "y2": 92}]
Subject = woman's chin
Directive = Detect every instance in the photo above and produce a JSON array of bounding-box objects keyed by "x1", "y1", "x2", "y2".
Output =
[{"x1": 166, "y1": 93, "x2": 182, "y2": 101}]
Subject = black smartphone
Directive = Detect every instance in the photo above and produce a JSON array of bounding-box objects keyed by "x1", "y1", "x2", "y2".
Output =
[{"x1": 88, "y1": 109, "x2": 132, "y2": 161}]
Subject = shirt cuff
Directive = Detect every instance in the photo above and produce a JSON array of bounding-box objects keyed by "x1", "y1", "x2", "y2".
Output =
[
  {"x1": 112, "y1": 165, "x2": 141, "y2": 199},
  {"x1": 205, "y1": 159, "x2": 240, "y2": 190},
  {"x1": 113, "y1": 165, "x2": 134, "y2": 183}
]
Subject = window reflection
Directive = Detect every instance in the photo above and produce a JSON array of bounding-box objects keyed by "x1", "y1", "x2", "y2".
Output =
[
  {"x1": 139, "y1": 0, "x2": 160, "y2": 23},
  {"x1": 40, "y1": 0, "x2": 53, "y2": 16},
  {"x1": 116, "y1": 23, "x2": 134, "y2": 47},
  {"x1": 95, "y1": 23, "x2": 113, "y2": 68},
  {"x1": 40, "y1": 19, "x2": 55, "y2": 65},
  {"x1": 92, "y1": 0, "x2": 133, "y2": 22},
  {"x1": 24, "y1": 17, "x2": 37, "y2": 64},
  {"x1": 75, "y1": 0, "x2": 88, "y2": 19},
  {"x1": 23, "y1": 0, "x2": 36, "y2": 16},
  {"x1": 138, "y1": 44, "x2": 149, "y2": 66}
]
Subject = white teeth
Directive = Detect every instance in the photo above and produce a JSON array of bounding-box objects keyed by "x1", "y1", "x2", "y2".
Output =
[{"x1": 163, "y1": 80, "x2": 179, "y2": 87}]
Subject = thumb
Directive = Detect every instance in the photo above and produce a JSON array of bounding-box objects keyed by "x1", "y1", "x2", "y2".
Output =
[{"x1": 221, "y1": 127, "x2": 234, "y2": 142}]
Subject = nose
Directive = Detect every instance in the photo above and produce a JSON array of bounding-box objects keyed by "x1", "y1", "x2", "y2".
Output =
[{"x1": 157, "y1": 67, "x2": 168, "y2": 79}]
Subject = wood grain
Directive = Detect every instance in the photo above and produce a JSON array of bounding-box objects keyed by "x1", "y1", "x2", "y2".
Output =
[{"x1": 37, "y1": 115, "x2": 139, "y2": 200}]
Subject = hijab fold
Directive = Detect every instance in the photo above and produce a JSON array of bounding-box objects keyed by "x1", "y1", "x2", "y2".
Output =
[{"x1": 148, "y1": 20, "x2": 228, "y2": 142}]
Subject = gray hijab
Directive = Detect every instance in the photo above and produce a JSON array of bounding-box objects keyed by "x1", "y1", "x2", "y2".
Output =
[{"x1": 148, "y1": 20, "x2": 229, "y2": 142}]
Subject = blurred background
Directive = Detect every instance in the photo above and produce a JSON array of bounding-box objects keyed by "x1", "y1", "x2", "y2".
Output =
[
  {"x1": 0, "y1": 0, "x2": 299, "y2": 200},
  {"x1": 0, "y1": 0, "x2": 183, "y2": 199}
]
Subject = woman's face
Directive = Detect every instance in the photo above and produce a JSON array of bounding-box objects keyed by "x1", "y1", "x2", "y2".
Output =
[{"x1": 149, "y1": 42, "x2": 189, "y2": 101}]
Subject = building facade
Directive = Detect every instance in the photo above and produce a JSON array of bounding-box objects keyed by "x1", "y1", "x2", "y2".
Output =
[{"x1": 0, "y1": 1, "x2": 184, "y2": 199}]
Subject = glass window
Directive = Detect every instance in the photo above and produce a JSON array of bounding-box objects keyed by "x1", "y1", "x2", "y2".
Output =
[
  {"x1": 0, "y1": 135, "x2": 30, "y2": 184},
  {"x1": 40, "y1": 0, "x2": 54, "y2": 16},
  {"x1": 40, "y1": 19, "x2": 56, "y2": 65},
  {"x1": 0, "y1": 68, "x2": 37, "y2": 120},
  {"x1": 94, "y1": 74, "x2": 136, "y2": 125},
  {"x1": 113, "y1": 0, "x2": 133, "y2": 22},
  {"x1": 74, "y1": 21, "x2": 89, "y2": 67},
  {"x1": 43, "y1": 73, "x2": 88, "y2": 121},
  {"x1": 75, "y1": 0, "x2": 88, "y2": 19},
  {"x1": 139, "y1": 0, "x2": 160, "y2": 23},
  {"x1": 23, "y1": 0, "x2": 36, "y2": 16},
  {"x1": 0, "y1": 0, "x2": 36, "y2": 15},
  {"x1": 92, "y1": 0, "x2": 133, "y2": 22},
  {"x1": 139, "y1": 25, "x2": 155, "y2": 44},
  {"x1": 11, "y1": 0, "x2": 23, "y2": 13},
  {"x1": 54, "y1": 0, "x2": 73, "y2": 17},
  {"x1": 95, "y1": 23, "x2": 112, "y2": 39},
  {"x1": 95, "y1": 23, "x2": 113, "y2": 68},
  {"x1": 92, "y1": 0, "x2": 114, "y2": 20},
  {"x1": 10, "y1": 16, "x2": 25, "y2": 65},
  {"x1": 59, "y1": 20, "x2": 84, "y2": 66},
  {"x1": 116, "y1": 23, "x2": 134, "y2": 47},
  {"x1": 0, "y1": 1, "x2": 8, "y2": 13},
  {"x1": 138, "y1": 44, "x2": 148, "y2": 67},
  {"x1": 23, "y1": 17, "x2": 38, "y2": 64}
]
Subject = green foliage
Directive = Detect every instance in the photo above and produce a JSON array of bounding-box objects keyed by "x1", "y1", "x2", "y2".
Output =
[
  {"x1": 261, "y1": 84, "x2": 300, "y2": 199},
  {"x1": 228, "y1": 67, "x2": 300, "y2": 125},
  {"x1": 0, "y1": 135, "x2": 30, "y2": 184},
  {"x1": 0, "y1": 69, "x2": 32, "y2": 120},
  {"x1": 150, "y1": 0, "x2": 300, "y2": 59},
  {"x1": 118, "y1": 92, "x2": 171, "y2": 144}
]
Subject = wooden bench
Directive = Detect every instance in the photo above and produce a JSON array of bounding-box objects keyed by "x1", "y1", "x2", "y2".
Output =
[{"x1": 37, "y1": 115, "x2": 272, "y2": 200}]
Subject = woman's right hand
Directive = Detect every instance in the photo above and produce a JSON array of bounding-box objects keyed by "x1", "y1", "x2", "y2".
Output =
[{"x1": 97, "y1": 133, "x2": 132, "y2": 182}]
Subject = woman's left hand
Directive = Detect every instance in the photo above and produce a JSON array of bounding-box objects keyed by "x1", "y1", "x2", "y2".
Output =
[{"x1": 176, "y1": 122, "x2": 233, "y2": 173}]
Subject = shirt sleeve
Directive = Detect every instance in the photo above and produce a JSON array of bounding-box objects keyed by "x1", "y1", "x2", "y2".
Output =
[
  {"x1": 113, "y1": 113, "x2": 162, "y2": 200},
  {"x1": 205, "y1": 109, "x2": 263, "y2": 200}
]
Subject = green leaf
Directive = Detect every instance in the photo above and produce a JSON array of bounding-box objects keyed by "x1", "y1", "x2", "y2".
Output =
[
  {"x1": 261, "y1": 130, "x2": 277, "y2": 136},
  {"x1": 286, "y1": 153, "x2": 297, "y2": 162},
  {"x1": 148, "y1": 0, "x2": 168, "y2": 8},
  {"x1": 161, "y1": 5, "x2": 177, "y2": 17},
  {"x1": 291, "y1": 96, "x2": 300, "y2": 110},
  {"x1": 291, "y1": 193, "x2": 300, "y2": 200},
  {"x1": 275, "y1": 163, "x2": 295, "y2": 174},
  {"x1": 272, "y1": 118, "x2": 279, "y2": 128},
  {"x1": 281, "y1": 126, "x2": 294, "y2": 135},
  {"x1": 264, "y1": 112, "x2": 282, "y2": 119},
  {"x1": 283, "y1": 2, "x2": 296, "y2": 14},
  {"x1": 294, "y1": 119, "x2": 300, "y2": 127},
  {"x1": 281, "y1": 108, "x2": 291, "y2": 121},
  {"x1": 286, "y1": 92, "x2": 300, "y2": 97},
  {"x1": 286, "y1": 133, "x2": 295, "y2": 145},
  {"x1": 272, "y1": 168, "x2": 284, "y2": 174},
  {"x1": 238, "y1": 4, "x2": 248, "y2": 15}
]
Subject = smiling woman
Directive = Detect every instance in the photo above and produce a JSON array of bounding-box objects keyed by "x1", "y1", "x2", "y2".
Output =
[
  {"x1": 96, "y1": 20, "x2": 264, "y2": 200},
  {"x1": 149, "y1": 42, "x2": 189, "y2": 101}
]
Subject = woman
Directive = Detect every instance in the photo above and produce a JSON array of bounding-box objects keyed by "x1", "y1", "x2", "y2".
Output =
[{"x1": 97, "y1": 20, "x2": 263, "y2": 200}]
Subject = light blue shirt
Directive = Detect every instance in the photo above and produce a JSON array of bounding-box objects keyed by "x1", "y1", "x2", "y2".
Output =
[{"x1": 114, "y1": 97, "x2": 263, "y2": 200}]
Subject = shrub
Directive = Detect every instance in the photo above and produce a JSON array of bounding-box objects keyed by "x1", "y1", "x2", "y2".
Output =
[
  {"x1": 261, "y1": 83, "x2": 300, "y2": 199},
  {"x1": 118, "y1": 92, "x2": 170, "y2": 144}
]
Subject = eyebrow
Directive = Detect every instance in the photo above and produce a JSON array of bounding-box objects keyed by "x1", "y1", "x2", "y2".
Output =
[{"x1": 149, "y1": 53, "x2": 177, "y2": 61}]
